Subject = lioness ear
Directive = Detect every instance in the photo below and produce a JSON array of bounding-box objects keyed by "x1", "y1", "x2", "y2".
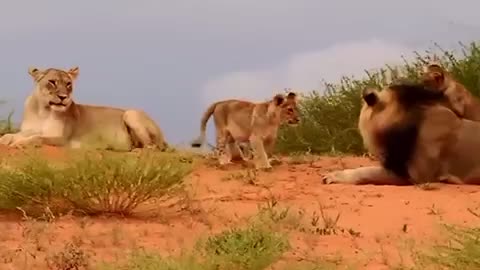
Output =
[
  {"x1": 273, "y1": 94, "x2": 285, "y2": 106},
  {"x1": 362, "y1": 88, "x2": 378, "y2": 107},
  {"x1": 67, "y1": 66, "x2": 79, "y2": 80},
  {"x1": 28, "y1": 67, "x2": 44, "y2": 81}
]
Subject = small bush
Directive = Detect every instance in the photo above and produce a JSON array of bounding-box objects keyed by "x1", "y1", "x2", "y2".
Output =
[
  {"x1": 97, "y1": 224, "x2": 290, "y2": 270},
  {"x1": 0, "y1": 150, "x2": 193, "y2": 216},
  {"x1": 97, "y1": 250, "x2": 205, "y2": 270},
  {"x1": 46, "y1": 241, "x2": 91, "y2": 270},
  {"x1": 200, "y1": 224, "x2": 290, "y2": 270}
]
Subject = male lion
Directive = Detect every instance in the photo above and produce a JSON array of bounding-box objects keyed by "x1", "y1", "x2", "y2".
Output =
[
  {"x1": 0, "y1": 66, "x2": 168, "y2": 151},
  {"x1": 190, "y1": 92, "x2": 300, "y2": 169},
  {"x1": 421, "y1": 62, "x2": 480, "y2": 121},
  {"x1": 322, "y1": 82, "x2": 480, "y2": 185}
]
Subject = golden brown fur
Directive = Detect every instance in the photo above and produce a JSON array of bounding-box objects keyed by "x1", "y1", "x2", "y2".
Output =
[
  {"x1": 322, "y1": 82, "x2": 480, "y2": 185},
  {"x1": 0, "y1": 66, "x2": 168, "y2": 151},
  {"x1": 421, "y1": 62, "x2": 480, "y2": 121},
  {"x1": 191, "y1": 92, "x2": 300, "y2": 169}
]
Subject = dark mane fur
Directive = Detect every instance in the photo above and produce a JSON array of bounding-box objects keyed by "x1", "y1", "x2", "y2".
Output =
[
  {"x1": 388, "y1": 82, "x2": 447, "y2": 108},
  {"x1": 378, "y1": 82, "x2": 449, "y2": 179}
]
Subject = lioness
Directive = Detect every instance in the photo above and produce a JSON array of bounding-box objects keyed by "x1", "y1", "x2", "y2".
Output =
[
  {"x1": 421, "y1": 62, "x2": 480, "y2": 121},
  {"x1": 190, "y1": 92, "x2": 300, "y2": 169},
  {"x1": 0, "y1": 66, "x2": 168, "y2": 151},
  {"x1": 322, "y1": 82, "x2": 480, "y2": 185}
]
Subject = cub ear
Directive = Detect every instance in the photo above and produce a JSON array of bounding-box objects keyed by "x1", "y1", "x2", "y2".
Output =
[
  {"x1": 67, "y1": 66, "x2": 79, "y2": 80},
  {"x1": 28, "y1": 67, "x2": 44, "y2": 81},
  {"x1": 272, "y1": 94, "x2": 285, "y2": 106},
  {"x1": 431, "y1": 71, "x2": 445, "y2": 85}
]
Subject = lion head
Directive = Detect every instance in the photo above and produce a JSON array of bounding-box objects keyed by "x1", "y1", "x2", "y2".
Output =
[
  {"x1": 358, "y1": 82, "x2": 451, "y2": 177},
  {"x1": 28, "y1": 66, "x2": 79, "y2": 112},
  {"x1": 269, "y1": 92, "x2": 300, "y2": 126}
]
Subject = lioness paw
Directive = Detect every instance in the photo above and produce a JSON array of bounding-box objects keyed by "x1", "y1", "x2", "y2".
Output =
[{"x1": 0, "y1": 134, "x2": 15, "y2": 146}]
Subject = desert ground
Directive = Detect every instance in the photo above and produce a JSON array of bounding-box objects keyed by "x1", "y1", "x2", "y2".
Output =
[{"x1": 0, "y1": 145, "x2": 479, "y2": 270}]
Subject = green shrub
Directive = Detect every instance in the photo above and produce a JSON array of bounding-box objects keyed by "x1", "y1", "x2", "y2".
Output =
[
  {"x1": 97, "y1": 224, "x2": 290, "y2": 270},
  {"x1": 200, "y1": 224, "x2": 290, "y2": 270},
  {"x1": 413, "y1": 224, "x2": 480, "y2": 270},
  {"x1": 0, "y1": 150, "x2": 193, "y2": 216},
  {"x1": 276, "y1": 41, "x2": 480, "y2": 155},
  {"x1": 97, "y1": 250, "x2": 205, "y2": 270}
]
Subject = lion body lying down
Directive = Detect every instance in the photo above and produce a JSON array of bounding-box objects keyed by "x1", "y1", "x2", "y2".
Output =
[{"x1": 323, "y1": 82, "x2": 480, "y2": 185}]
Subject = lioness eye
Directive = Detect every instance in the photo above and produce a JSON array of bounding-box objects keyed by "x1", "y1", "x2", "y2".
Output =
[
  {"x1": 66, "y1": 82, "x2": 72, "y2": 88},
  {"x1": 48, "y1": 80, "x2": 56, "y2": 86},
  {"x1": 288, "y1": 108, "x2": 294, "y2": 113}
]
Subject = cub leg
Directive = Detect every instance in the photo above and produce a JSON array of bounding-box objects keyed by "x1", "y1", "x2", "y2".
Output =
[
  {"x1": 226, "y1": 136, "x2": 248, "y2": 162},
  {"x1": 216, "y1": 129, "x2": 233, "y2": 165},
  {"x1": 264, "y1": 137, "x2": 281, "y2": 164},
  {"x1": 249, "y1": 134, "x2": 271, "y2": 170},
  {"x1": 123, "y1": 110, "x2": 168, "y2": 150}
]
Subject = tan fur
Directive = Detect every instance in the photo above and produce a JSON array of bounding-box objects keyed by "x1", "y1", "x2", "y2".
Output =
[
  {"x1": 0, "y1": 67, "x2": 168, "y2": 151},
  {"x1": 191, "y1": 92, "x2": 300, "y2": 169},
  {"x1": 322, "y1": 84, "x2": 480, "y2": 185},
  {"x1": 421, "y1": 62, "x2": 480, "y2": 121}
]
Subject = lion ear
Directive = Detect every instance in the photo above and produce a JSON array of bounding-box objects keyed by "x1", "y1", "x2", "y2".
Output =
[
  {"x1": 362, "y1": 87, "x2": 378, "y2": 107},
  {"x1": 67, "y1": 66, "x2": 79, "y2": 80},
  {"x1": 286, "y1": 92, "x2": 297, "y2": 101},
  {"x1": 272, "y1": 94, "x2": 285, "y2": 106},
  {"x1": 28, "y1": 67, "x2": 44, "y2": 81}
]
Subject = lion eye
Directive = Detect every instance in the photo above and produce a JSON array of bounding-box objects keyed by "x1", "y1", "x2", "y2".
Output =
[
  {"x1": 66, "y1": 82, "x2": 72, "y2": 88},
  {"x1": 48, "y1": 80, "x2": 56, "y2": 86},
  {"x1": 288, "y1": 108, "x2": 294, "y2": 113}
]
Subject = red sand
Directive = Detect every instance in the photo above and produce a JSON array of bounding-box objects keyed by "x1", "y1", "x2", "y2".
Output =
[{"x1": 1, "y1": 146, "x2": 479, "y2": 269}]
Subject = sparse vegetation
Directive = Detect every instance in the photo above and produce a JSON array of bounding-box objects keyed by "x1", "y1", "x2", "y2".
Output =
[
  {"x1": 0, "y1": 41, "x2": 479, "y2": 269},
  {"x1": 0, "y1": 109, "x2": 17, "y2": 135},
  {"x1": 409, "y1": 224, "x2": 480, "y2": 270},
  {"x1": 276, "y1": 41, "x2": 480, "y2": 155},
  {"x1": 97, "y1": 220, "x2": 289, "y2": 270}
]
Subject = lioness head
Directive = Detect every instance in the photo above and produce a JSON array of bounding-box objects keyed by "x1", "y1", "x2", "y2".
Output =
[
  {"x1": 28, "y1": 66, "x2": 79, "y2": 112},
  {"x1": 358, "y1": 82, "x2": 450, "y2": 178},
  {"x1": 421, "y1": 63, "x2": 450, "y2": 92},
  {"x1": 271, "y1": 92, "x2": 300, "y2": 125}
]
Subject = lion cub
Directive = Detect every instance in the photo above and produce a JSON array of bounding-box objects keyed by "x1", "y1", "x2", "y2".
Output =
[
  {"x1": 191, "y1": 92, "x2": 300, "y2": 169},
  {"x1": 421, "y1": 62, "x2": 480, "y2": 121}
]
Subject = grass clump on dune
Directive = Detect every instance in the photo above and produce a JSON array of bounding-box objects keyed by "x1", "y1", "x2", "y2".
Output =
[{"x1": 0, "y1": 150, "x2": 193, "y2": 216}]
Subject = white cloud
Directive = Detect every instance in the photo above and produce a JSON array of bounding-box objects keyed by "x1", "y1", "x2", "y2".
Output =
[{"x1": 201, "y1": 38, "x2": 420, "y2": 104}]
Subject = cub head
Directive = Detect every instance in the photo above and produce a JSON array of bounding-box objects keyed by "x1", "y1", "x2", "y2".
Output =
[
  {"x1": 28, "y1": 66, "x2": 79, "y2": 112},
  {"x1": 358, "y1": 82, "x2": 449, "y2": 178},
  {"x1": 420, "y1": 62, "x2": 450, "y2": 92},
  {"x1": 271, "y1": 92, "x2": 300, "y2": 125}
]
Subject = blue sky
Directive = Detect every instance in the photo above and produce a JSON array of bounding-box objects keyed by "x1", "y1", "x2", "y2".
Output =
[{"x1": 1, "y1": 0, "x2": 479, "y2": 145}]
